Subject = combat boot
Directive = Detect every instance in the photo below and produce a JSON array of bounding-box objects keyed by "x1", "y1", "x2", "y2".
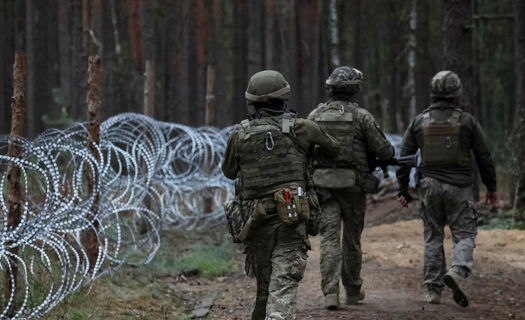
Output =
[
  {"x1": 425, "y1": 291, "x2": 441, "y2": 304},
  {"x1": 444, "y1": 269, "x2": 468, "y2": 307},
  {"x1": 324, "y1": 293, "x2": 339, "y2": 310},
  {"x1": 345, "y1": 289, "x2": 365, "y2": 305}
]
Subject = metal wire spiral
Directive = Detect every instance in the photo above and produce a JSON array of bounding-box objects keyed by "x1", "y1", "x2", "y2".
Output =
[{"x1": 0, "y1": 113, "x2": 408, "y2": 319}]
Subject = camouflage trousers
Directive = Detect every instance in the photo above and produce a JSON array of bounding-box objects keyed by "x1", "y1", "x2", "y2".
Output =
[
  {"x1": 244, "y1": 221, "x2": 309, "y2": 320},
  {"x1": 319, "y1": 189, "x2": 366, "y2": 297},
  {"x1": 418, "y1": 177, "x2": 478, "y2": 293}
]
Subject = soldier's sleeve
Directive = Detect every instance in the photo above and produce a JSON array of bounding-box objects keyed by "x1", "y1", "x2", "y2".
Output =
[
  {"x1": 471, "y1": 121, "x2": 497, "y2": 192},
  {"x1": 296, "y1": 119, "x2": 340, "y2": 159},
  {"x1": 396, "y1": 119, "x2": 418, "y2": 191},
  {"x1": 360, "y1": 112, "x2": 394, "y2": 160},
  {"x1": 221, "y1": 130, "x2": 240, "y2": 180}
]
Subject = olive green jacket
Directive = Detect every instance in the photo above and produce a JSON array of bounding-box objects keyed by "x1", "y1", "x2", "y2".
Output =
[
  {"x1": 397, "y1": 101, "x2": 497, "y2": 192},
  {"x1": 222, "y1": 108, "x2": 340, "y2": 180}
]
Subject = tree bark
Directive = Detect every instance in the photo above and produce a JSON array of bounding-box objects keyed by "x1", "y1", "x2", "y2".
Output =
[
  {"x1": 264, "y1": 0, "x2": 275, "y2": 70},
  {"x1": 83, "y1": 0, "x2": 89, "y2": 55},
  {"x1": 407, "y1": 0, "x2": 417, "y2": 120},
  {"x1": 328, "y1": 0, "x2": 340, "y2": 69},
  {"x1": 144, "y1": 60, "x2": 155, "y2": 118},
  {"x1": 5, "y1": 52, "x2": 26, "y2": 314},
  {"x1": 295, "y1": 0, "x2": 321, "y2": 116},
  {"x1": 415, "y1": 0, "x2": 430, "y2": 113},
  {"x1": 248, "y1": 0, "x2": 264, "y2": 76},
  {"x1": 513, "y1": 0, "x2": 525, "y2": 213},
  {"x1": 443, "y1": 0, "x2": 474, "y2": 114},
  {"x1": 212, "y1": 0, "x2": 227, "y2": 127},
  {"x1": 233, "y1": 0, "x2": 248, "y2": 124},
  {"x1": 99, "y1": 0, "x2": 116, "y2": 120},
  {"x1": 58, "y1": 0, "x2": 72, "y2": 112},
  {"x1": 130, "y1": 0, "x2": 143, "y2": 71},
  {"x1": 26, "y1": 0, "x2": 50, "y2": 137},
  {"x1": 203, "y1": 65, "x2": 216, "y2": 213},
  {"x1": 0, "y1": 2, "x2": 5, "y2": 134},
  {"x1": 195, "y1": 0, "x2": 208, "y2": 126},
  {"x1": 83, "y1": 55, "x2": 102, "y2": 271},
  {"x1": 72, "y1": 0, "x2": 86, "y2": 119}
]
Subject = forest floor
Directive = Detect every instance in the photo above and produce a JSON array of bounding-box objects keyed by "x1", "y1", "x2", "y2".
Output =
[{"x1": 45, "y1": 194, "x2": 525, "y2": 320}]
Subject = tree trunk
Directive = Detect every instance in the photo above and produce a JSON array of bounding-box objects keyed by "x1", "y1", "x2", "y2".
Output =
[
  {"x1": 295, "y1": 0, "x2": 321, "y2": 116},
  {"x1": 144, "y1": 60, "x2": 155, "y2": 118},
  {"x1": 26, "y1": 0, "x2": 49, "y2": 137},
  {"x1": 98, "y1": 0, "x2": 116, "y2": 120},
  {"x1": 212, "y1": 0, "x2": 227, "y2": 127},
  {"x1": 407, "y1": 0, "x2": 417, "y2": 120},
  {"x1": 130, "y1": 0, "x2": 143, "y2": 71},
  {"x1": 164, "y1": 0, "x2": 182, "y2": 123},
  {"x1": 248, "y1": 0, "x2": 264, "y2": 77},
  {"x1": 0, "y1": 3, "x2": 5, "y2": 134},
  {"x1": 415, "y1": 0, "x2": 430, "y2": 113},
  {"x1": 83, "y1": 0, "x2": 89, "y2": 55},
  {"x1": 83, "y1": 55, "x2": 102, "y2": 271},
  {"x1": 233, "y1": 0, "x2": 248, "y2": 124},
  {"x1": 58, "y1": 0, "x2": 72, "y2": 112},
  {"x1": 72, "y1": 0, "x2": 86, "y2": 119},
  {"x1": 195, "y1": 0, "x2": 208, "y2": 127},
  {"x1": 513, "y1": 0, "x2": 525, "y2": 213},
  {"x1": 328, "y1": 0, "x2": 340, "y2": 69},
  {"x1": 5, "y1": 52, "x2": 26, "y2": 316},
  {"x1": 264, "y1": 0, "x2": 275, "y2": 70},
  {"x1": 443, "y1": 0, "x2": 474, "y2": 114}
]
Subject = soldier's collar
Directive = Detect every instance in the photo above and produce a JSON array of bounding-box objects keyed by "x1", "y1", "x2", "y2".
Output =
[
  {"x1": 428, "y1": 101, "x2": 457, "y2": 110},
  {"x1": 327, "y1": 94, "x2": 358, "y2": 104}
]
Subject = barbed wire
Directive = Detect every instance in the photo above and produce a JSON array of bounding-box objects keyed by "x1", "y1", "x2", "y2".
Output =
[{"x1": 0, "y1": 113, "x2": 407, "y2": 318}]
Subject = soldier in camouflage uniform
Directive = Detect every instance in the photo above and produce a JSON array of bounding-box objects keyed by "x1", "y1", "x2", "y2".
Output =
[
  {"x1": 222, "y1": 70, "x2": 340, "y2": 320},
  {"x1": 307, "y1": 67, "x2": 394, "y2": 310},
  {"x1": 397, "y1": 71, "x2": 498, "y2": 307}
]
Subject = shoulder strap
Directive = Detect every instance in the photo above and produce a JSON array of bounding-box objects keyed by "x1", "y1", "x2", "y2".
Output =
[
  {"x1": 422, "y1": 110, "x2": 431, "y2": 126},
  {"x1": 449, "y1": 108, "x2": 463, "y2": 124},
  {"x1": 238, "y1": 119, "x2": 251, "y2": 140}
]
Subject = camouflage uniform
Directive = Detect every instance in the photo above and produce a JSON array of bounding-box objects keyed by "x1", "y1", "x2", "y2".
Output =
[
  {"x1": 397, "y1": 71, "x2": 497, "y2": 296},
  {"x1": 223, "y1": 71, "x2": 340, "y2": 320},
  {"x1": 307, "y1": 67, "x2": 394, "y2": 302}
]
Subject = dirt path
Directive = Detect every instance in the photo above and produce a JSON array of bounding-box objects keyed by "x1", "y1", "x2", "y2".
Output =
[{"x1": 204, "y1": 198, "x2": 525, "y2": 320}]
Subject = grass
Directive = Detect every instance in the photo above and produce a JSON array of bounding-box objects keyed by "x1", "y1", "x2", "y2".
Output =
[
  {"x1": 39, "y1": 227, "x2": 238, "y2": 319},
  {"x1": 478, "y1": 208, "x2": 525, "y2": 230}
]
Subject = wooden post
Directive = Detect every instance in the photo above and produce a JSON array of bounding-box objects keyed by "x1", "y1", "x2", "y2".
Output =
[
  {"x1": 4, "y1": 52, "x2": 26, "y2": 313},
  {"x1": 203, "y1": 66, "x2": 216, "y2": 213},
  {"x1": 144, "y1": 60, "x2": 155, "y2": 118},
  {"x1": 83, "y1": 55, "x2": 102, "y2": 271}
]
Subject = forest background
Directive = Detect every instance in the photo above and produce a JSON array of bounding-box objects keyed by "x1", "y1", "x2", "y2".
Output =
[{"x1": 0, "y1": 0, "x2": 523, "y2": 194}]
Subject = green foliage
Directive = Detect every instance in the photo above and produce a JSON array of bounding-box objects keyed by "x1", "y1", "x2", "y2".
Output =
[
  {"x1": 478, "y1": 208, "x2": 525, "y2": 230},
  {"x1": 42, "y1": 107, "x2": 79, "y2": 130}
]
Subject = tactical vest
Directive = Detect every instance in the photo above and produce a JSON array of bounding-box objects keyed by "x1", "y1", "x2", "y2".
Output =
[
  {"x1": 314, "y1": 101, "x2": 368, "y2": 171},
  {"x1": 420, "y1": 108, "x2": 471, "y2": 168},
  {"x1": 236, "y1": 113, "x2": 308, "y2": 200}
]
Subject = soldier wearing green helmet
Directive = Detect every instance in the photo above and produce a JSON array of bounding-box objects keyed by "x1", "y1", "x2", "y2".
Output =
[
  {"x1": 307, "y1": 66, "x2": 394, "y2": 310},
  {"x1": 222, "y1": 70, "x2": 340, "y2": 320},
  {"x1": 396, "y1": 70, "x2": 498, "y2": 307}
]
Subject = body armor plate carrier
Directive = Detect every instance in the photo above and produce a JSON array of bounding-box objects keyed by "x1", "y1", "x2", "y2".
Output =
[
  {"x1": 236, "y1": 112, "x2": 308, "y2": 200},
  {"x1": 314, "y1": 101, "x2": 368, "y2": 172},
  {"x1": 421, "y1": 108, "x2": 471, "y2": 167}
]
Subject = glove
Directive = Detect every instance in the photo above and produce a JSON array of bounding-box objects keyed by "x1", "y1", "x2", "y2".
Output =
[
  {"x1": 397, "y1": 189, "x2": 413, "y2": 207},
  {"x1": 485, "y1": 191, "x2": 498, "y2": 211}
]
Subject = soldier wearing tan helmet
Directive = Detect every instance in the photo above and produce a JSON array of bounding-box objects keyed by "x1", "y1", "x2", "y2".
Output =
[
  {"x1": 222, "y1": 70, "x2": 340, "y2": 319},
  {"x1": 307, "y1": 66, "x2": 394, "y2": 310},
  {"x1": 396, "y1": 71, "x2": 498, "y2": 307}
]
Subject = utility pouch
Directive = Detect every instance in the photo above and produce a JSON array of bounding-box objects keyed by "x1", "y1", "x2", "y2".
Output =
[
  {"x1": 306, "y1": 190, "x2": 321, "y2": 236},
  {"x1": 237, "y1": 200, "x2": 266, "y2": 243},
  {"x1": 362, "y1": 173, "x2": 380, "y2": 194},
  {"x1": 223, "y1": 196, "x2": 244, "y2": 243},
  {"x1": 274, "y1": 187, "x2": 310, "y2": 226}
]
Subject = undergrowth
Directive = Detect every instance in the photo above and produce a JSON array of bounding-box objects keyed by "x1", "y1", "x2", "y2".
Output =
[{"x1": 478, "y1": 208, "x2": 525, "y2": 230}]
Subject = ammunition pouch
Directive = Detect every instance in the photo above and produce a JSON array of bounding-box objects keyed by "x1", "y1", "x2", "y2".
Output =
[
  {"x1": 237, "y1": 200, "x2": 267, "y2": 243},
  {"x1": 362, "y1": 173, "x2": 380, "y2": 194},
  {"x1": 274, "y1": 187, "x2": 310, "y2": 226},
  {"x1": 223, "y1": 196, "x2": 245, "y2": 243},
  {"x1": 306, "y1": 190, "x2": 321, "y2": 236},
  {"x1": 311, "y1": 168, "x2": 356, "y2": 189}
]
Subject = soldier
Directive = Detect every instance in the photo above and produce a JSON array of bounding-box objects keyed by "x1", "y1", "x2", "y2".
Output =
[
  {"x1": 396, "y1": 71, "x2": 498, "y2": 307},
  {"x1": 307, "y1": 67, "x2": 394, "y2": 310},
  {"x1": 222, "y1": 70, "x2": 340, "y2": 320}
]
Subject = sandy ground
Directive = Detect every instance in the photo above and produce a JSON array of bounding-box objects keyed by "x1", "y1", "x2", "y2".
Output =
[{"x1": 199, "y1": 198, "x2": 525, "y2": 320}]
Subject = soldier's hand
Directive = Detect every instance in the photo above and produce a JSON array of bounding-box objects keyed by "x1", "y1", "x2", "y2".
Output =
[
  {"x1": 397, "y1": 189, "x2": 413, "y2": 208},
  {"x1": 485, "y1": 191, "x2": 498, "y2": 211}
]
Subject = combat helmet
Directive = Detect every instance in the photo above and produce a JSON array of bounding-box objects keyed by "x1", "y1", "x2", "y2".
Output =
[
  {"x1": 430, "y1": 71, "x2": 462, "y2": 98},
  {"x1": 245, "y1": 70, "x2": 291, "y2": 105},
  {"x1": 325, "y1": 66, "x2": 363, "y2": 95}
]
